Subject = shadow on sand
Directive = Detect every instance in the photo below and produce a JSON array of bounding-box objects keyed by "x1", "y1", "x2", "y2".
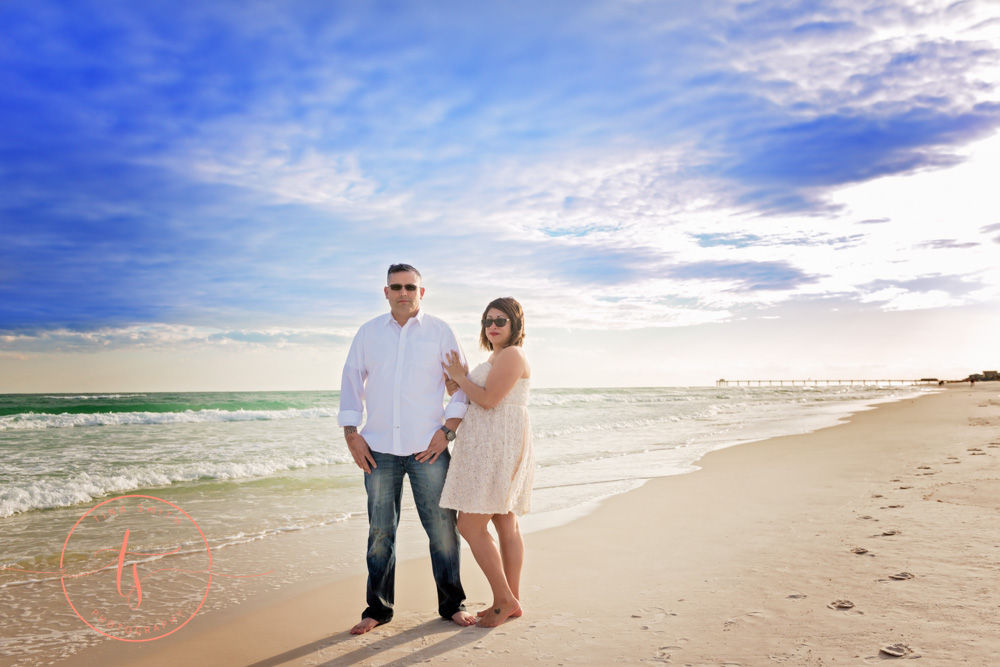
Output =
[{"x1": 245, "y1": 616, "x2": 484, "y2": 667}]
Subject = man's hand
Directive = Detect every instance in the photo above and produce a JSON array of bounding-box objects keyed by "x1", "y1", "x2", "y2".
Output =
[
  {"x1": 415, "y1": 428, "x2": 448, "y2": 465},
  {"x1": 344, "y1": 427, "x2": 376, "y2": 473},
  {"x1": 444, "y1": 373, "x2": 460, "y2": 396}
]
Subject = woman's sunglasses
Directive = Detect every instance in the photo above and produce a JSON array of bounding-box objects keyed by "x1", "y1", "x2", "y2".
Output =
[{"x1": 482, "y1": 317, "x2": 509, "y2": 328}]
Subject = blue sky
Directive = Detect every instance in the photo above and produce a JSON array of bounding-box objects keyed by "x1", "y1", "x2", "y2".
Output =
[{"x1": 2, "y1": 0, "x2": 999, "y2": 390}]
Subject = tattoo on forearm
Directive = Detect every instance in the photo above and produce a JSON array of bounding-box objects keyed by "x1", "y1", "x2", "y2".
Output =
[{"x1": 344, "y1": 426, "x2": 358, "y2": 437}]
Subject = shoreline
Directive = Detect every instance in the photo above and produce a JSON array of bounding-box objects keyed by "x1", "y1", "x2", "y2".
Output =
[{"x1": 31, "y1": 385, "x2": 1000, "y2": 665}]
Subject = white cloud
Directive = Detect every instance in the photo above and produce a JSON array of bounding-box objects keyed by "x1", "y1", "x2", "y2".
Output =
[
  {"x1": 388, "y1": 124, "x2": 1000, "y2": 334},
  {"x1": 859, "y1": 287, "x2": 966, "y2": 310},
  {"x1": 1, "y1": 325, "x2": 356, "y2": 354},
  {"x1": 728, "y1": 0, "x2": 1000, "y2": 113}
]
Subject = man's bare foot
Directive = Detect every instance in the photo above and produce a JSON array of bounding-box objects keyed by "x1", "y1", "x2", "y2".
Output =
[
  {"x1": 451, "y1": 610, "x2": 477, "y2": 626},
  {"x1": 476, "y1": 601, "x2": 521, "y2": 628},
  {"x1": 477, "y1": 605, "x2": 523, "y2": 618},
  {"x1": 350, "y1": 617, "x2": 381, "y2": 635}
]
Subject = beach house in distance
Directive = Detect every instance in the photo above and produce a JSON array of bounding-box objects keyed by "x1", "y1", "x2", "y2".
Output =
[{"x1": 966, "y1": 370, "x2": 999, "y2": 382}]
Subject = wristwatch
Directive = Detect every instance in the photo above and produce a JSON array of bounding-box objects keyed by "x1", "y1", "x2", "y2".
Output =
[{"x1": 440, "y1": 425, "x2": 457, "y2": 442}]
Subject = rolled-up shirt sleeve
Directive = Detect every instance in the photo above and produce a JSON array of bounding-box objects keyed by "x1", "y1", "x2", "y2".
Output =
[
  {"x1": 338, "y1": 331, "x2": 366, "y2": 427},
  {"x1": 443, "y1": 326, "x2": 469, "y2": 421}
]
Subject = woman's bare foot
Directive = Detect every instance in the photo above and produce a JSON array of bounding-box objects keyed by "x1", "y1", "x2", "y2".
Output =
[
  {"x1": 451, "y1": 610, "x2": 477, "y2": 626},
  {"x1": 476, "y1": 600, "x2": 521, "y2": 628},
  {"x1": 350, "y1": 617, "x2": 381, "y2": 635},
  {"x1": 476, "y1": 605, "x2": 523, "y2": 618}
]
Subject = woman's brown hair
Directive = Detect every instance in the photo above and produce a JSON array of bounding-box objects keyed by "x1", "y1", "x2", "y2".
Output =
[{"x1": 479, "y1": 297, "x2": 525, "y2": 351}]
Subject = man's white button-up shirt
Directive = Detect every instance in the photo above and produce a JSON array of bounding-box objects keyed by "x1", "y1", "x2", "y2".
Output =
[{"x1": 338, "y1": 310, "x2": 469, "y2": 456}]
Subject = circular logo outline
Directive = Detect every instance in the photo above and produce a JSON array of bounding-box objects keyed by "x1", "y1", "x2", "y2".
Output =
[{"x1": 60, "y1": 494, "x2": 213, "y2": 642}]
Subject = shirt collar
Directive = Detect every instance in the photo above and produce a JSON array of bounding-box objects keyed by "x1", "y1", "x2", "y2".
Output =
[{"x1": 385, "y1": 309, "x2": 425, "y2": 329}]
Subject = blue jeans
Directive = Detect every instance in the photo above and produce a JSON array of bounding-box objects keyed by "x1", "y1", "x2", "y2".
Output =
[{"x1": 363, "y1": 449, "x2": 466, "y2": 623}]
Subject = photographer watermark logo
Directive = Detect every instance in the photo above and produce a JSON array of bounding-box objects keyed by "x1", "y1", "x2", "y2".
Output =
[{"x1": 60, "y1": 494, "x2": 213, "y2": 642}]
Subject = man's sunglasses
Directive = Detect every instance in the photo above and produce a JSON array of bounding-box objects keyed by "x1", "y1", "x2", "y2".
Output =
[
  {"x1": 482, "y1": 317, "x2": 509, "y2": 328},
  {"x1": 388, "y1": 284, "x2": 419, "y2": 292}
]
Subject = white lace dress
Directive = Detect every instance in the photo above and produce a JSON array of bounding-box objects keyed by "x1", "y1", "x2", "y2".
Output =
[{"x1": 440, "y1": 362, "x2": 534, "y2": 515}]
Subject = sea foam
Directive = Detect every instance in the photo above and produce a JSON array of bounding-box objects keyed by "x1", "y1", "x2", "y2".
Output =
[
  {"x1": 0, "y1": 452, "x2": 352, "y2": 518},
  {"x1": 0, "y1": 407, "x2": 338, "y2": 431}
]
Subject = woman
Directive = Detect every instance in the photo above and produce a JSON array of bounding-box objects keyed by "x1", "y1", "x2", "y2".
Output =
[{"x1": 440, "y1": 296, "x2": 533, "y2": 628}]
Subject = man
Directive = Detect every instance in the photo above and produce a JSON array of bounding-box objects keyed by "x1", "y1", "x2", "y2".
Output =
[{"x1": 338, "y1": 263, "x2": 476, "y2": 634}]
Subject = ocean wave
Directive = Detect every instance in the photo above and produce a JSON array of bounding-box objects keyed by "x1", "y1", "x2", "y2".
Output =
[
  {"x1": 205, "y1": 513, "x2": 355, "y2": 550},
  {"x1": 530, "y1": 393, "x2": 693, "y2": 407},
  {"x1": 0, "y1": 453, "x2": 352, "y2": 518},
  {"x1": 532, "y1": 398, "x2": 769, "y2": 438},
  {"x1": 0, "y1": 407, "x2": 338, "y2": 431},
  {"x1": 535, "y1": 414, "x2": 687, "y2": 439},
  {"x1": 528, "y1": 385, "x2": 900, "y2": 407},
  {"x1": 41, "y1": 394, "x2": 148, "y2": 400}
]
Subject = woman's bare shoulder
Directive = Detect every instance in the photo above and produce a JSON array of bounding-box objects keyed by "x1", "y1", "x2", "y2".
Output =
[
  {"x1": 496, "y1": 345, "x2": 527, "y2": 361},
  {"x1": 496, "y1": 346, "x2": 529, "y2": 377}
]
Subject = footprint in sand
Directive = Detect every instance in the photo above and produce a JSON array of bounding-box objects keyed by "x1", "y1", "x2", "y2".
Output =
[
  {"x1": 654, "y1": 642, "x2": 700, "y2": 664},
  {"x1": 880, "y1": 529, "x2": 901, "y2": 536},
  {"x1": 851, "y1": 547, "x2": 873, "y2": 556},
  {"x1": 769, "y1": 650, "x2": 811, "y2": 664},
  {"x1": 827, "y1": 599, "x2": 855, "y2": 610},
  {"x1": 879, "y1": 643, "x2": 915, "y2": 657},
  {"x1": 888, "y1": 572, "x2": 915, "y2": 580},
  {"x1": 899, "y1": 485, "x2": 913, "y2": 489},
  {"x1": 723, "y1": 610, "x2": 765, "y2": 631}
]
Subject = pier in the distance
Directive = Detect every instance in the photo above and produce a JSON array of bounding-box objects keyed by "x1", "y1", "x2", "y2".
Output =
[{"x1": 715, "y1": 378, "x2": 941, "y2": 387}]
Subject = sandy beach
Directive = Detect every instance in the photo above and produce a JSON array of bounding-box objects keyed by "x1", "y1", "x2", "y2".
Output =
[{"x1": 51, "y1": 385, "x2": 1000, "y2": 665}]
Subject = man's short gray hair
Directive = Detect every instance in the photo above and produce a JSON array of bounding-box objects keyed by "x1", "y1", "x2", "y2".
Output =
[{"x1": 387, "y1": 263, "x2": 422, "y2": 282}]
